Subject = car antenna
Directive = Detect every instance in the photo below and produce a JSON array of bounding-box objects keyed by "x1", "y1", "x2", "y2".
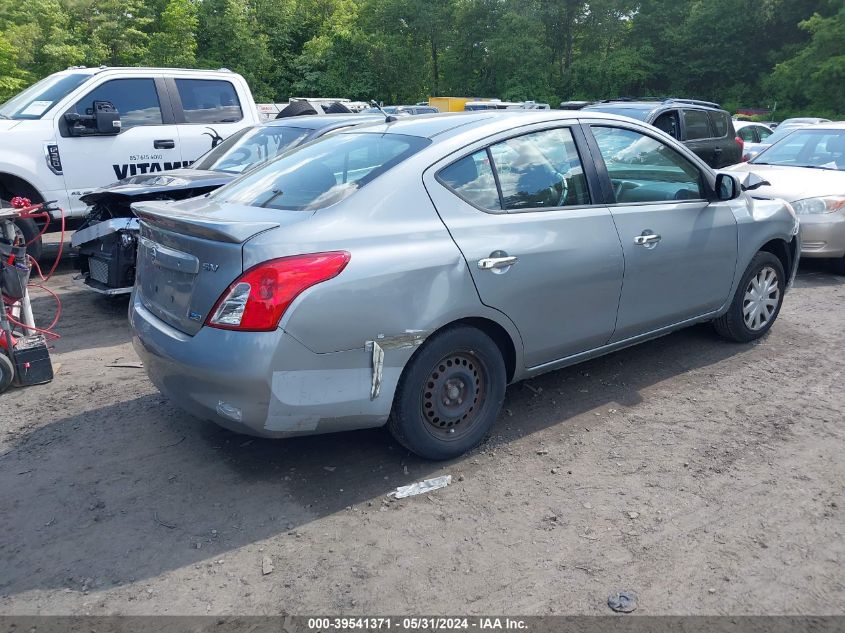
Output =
[{"x1": 370, "y1": 100, "x2": 398, "y2": 123}]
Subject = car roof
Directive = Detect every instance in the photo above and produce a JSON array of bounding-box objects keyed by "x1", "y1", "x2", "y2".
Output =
[
  {"x1": 733, "y1": 120, "x2": 771, "y2": 129},
  {"x1": 339, "y1": 110, "x2": 635, "y2": 141},
  {"x1": 264, "y1": 114, "x2": 383, "y2": 130}
]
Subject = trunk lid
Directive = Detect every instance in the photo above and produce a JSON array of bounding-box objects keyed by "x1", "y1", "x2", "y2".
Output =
[{"x1": 133, "y1": 197, "x2": 311, "y2": 335}]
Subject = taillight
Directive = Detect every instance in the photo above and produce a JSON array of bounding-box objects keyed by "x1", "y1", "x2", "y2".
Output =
[
  {"x1": 206, "y1": 251, "x2": 350, "y2": 331},
  {"x1": 735, "y1": 135, "x2": 746, "y2": 160}
]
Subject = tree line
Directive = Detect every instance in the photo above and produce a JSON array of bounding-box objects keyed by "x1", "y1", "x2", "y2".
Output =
[{"x1": 1, "y1": 0, "x2": 843, "y2": 118}]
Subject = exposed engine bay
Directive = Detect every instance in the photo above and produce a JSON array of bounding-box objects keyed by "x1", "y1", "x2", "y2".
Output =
[{"x1": 71, "y1": 171, "x2": 230, "y2": 294}]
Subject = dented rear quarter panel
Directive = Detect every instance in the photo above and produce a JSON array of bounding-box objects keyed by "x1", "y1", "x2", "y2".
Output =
[{"x1": 243, "y1": 162, "x2": 523, "y2": 365}]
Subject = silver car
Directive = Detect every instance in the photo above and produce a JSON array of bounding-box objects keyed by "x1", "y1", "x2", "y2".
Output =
[
  {"x1": 130, "y1": 111, "x2": 800, "y2": 460},
  {"x1": 728, "y1": 122, "x2": 845, "y2": 273}
]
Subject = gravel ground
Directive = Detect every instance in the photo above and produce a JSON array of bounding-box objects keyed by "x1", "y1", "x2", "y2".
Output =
[{"x1": 0, "y1": 253, "x2": 843, "y2": 616}]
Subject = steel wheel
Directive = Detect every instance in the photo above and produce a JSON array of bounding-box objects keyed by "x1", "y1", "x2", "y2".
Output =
[
  {"x1": 420, "y1": 350, "x2": 488, "y2": 442},
  {"x1": 742, "y1": 266, "x2": 780, "y2": 331}
]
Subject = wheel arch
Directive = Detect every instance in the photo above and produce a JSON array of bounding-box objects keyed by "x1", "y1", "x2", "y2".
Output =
[
  {"x1": 758, "y1": 237, "x2": 793, "y2": 278},
  {"x1": 0, "y1": 172, "x2": 45, "y2": 204}
]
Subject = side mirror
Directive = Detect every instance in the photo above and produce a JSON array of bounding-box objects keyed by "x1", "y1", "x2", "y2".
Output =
[
  {"x1": 63, "y1": 100, "x2": 121, "y2": 136},
  {"x1": 715, "y1": 173, "x2": 740, "y2": 201},
  {"x1": 93, "y1": 100, "x2": 121, "y2": 135}
]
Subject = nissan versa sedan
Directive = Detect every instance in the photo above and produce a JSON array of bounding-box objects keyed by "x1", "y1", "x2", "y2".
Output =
[
  {"x1": 728, "y1": 123, "x2": 845, "y2": 273},
  {"x1": 130, "y1": 111, "x2": 800, "y2": 460}
]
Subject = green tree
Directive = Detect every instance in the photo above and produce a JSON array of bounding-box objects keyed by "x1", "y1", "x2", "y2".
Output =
[{"x1": 148, "y1": 0, "x2": 198, "y2": 67}]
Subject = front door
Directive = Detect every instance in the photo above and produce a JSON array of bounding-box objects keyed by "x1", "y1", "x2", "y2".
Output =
[
  {"x1": 424, "y1": 125, "x2": 624, "y2": 368},
  {"x1": 166, "y1": 77, "x2": 250, "y2": 165},
  {"x1": 588, "y1": 124, "x2": 738, "y2": 341},
  {"x1": 57, "y1": 76, "x2": 182, "y2": 215}
]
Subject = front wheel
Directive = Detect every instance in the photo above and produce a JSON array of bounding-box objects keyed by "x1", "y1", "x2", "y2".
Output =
[
  {"x1": 389, "y1": 325, "x2": 506, "y2": 460},
  {"x1": 714, "y1": 251, "x2": 785, "y2": 343},
  {"x1": 831, "y1": 256, "x2": 845, "y2": 275}
]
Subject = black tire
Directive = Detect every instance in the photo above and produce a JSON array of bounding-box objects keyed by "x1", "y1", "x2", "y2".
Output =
[
  {"x1": 13, "y1": 218, "x2": 43, "y2": 262},
  {"x1": 831, "y1": 256, "x2": 845, "y2": 276},
  {"x1": 275, "y1": 100, "x2": 318, "y2": 118},
  {"x1": 0, "y1": 353, "x2": 14, "y2": 393},
  {"x1": 714, "y1": 251, "x2": 785, "y2": 343},
  {"x1": 388, "y1": 325, "x2": 506, "y2": 460}
]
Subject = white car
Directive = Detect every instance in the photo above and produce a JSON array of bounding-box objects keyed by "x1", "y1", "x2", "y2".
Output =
[
  {"x1": 728, "y1": 122, "x2": 845, "y2": 273},
  {"x1": 0, "y1": 67, "x2": 261, "y2": 256},
  {"x1": 733, "y1": 121, "x2": 773, "y2": 160}
]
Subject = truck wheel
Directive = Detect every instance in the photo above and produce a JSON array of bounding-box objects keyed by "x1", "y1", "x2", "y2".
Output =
[
  {"x1": 714, "y1": 251, "x2": 785, "y2": 343},
  {"x1": 13, "y1": 218, "x2": 43, "y2": 262},
  {"x1": 0, "y1": 353, "x2": 14, "y2": 393},
  {"x1": 389, "y1": 325, "x2": 506, "y2": 460}
]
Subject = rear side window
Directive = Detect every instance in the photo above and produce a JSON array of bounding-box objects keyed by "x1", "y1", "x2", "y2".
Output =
[
  {"x1": 439, "y1": 150, "x2": 501, "y2": 210},
  {"x1": 73, "y1": 78, "x2": 162, "y2": 128},
  {"x1": 758, "y1": 126, "x2": 773, "y2": 140},
  {"x1": 175, "y1": 79, "x2": 243, "y2": 124},
  {"x1": 683, "y1": 110, "x2": 713, "y2": 140},
  {"x1": 214, "y1": 132, "x2": 430, "y2": 210},
  {"x1": 709, "y1": 111, "x2": 730, "y2": 137},
  {"x1": 737, "y1": 126, "x2": 756, "y2": 142},
  {"x1": 438, "y1": 127, "x2": 590, "y2": 212}
]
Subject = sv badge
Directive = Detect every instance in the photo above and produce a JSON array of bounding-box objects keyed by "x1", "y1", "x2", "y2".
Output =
[{"x1": 202, "y1": 262, "x2": 220, "y2": 272}]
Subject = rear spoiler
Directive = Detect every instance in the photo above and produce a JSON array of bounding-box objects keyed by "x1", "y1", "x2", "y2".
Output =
[{"x1": 132, "y1": 201, "x2": 280, "y2": 244}]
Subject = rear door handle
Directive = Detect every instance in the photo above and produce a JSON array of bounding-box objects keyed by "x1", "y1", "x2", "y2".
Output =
[
  {"x1": 154, "y1": 139, "x2": 175, "y2": 149},
  {"x1": 633, "y1": 233, "x2": 661, "y2": 246},
  {"x1": 478, "y1": 254, "x2": 518, "y2": 270}
]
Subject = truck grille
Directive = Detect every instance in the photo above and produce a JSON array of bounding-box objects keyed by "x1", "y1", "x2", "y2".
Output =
[{"x1": 89, "y1": 257, "x2": 110, "y2": 285}]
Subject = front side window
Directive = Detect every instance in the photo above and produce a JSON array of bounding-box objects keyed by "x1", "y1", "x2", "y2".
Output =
[
  {"x1": 175, "y1": 79, "x2": 243, "y2": 124},
  {"x1": 192, "y1": 125, "x2": 311, "y2": 173},
  {"x1": 214, "y1": 132, "x2": 430, "y2": 210},
  {"x1": 592, "y1": 126, "x2": 704, "y2": 202},
  {"x1": 653, "y1": 111, "x2": 680, "y2": 139},
  {"x1": 757, "y1": 126, "x2": 773, "y2": 140},
  {"x1": 683, "y1": 109, "x2": 712, "y2": 140},
  {"x1": 73, "y1": 78, "x2": 162, "y2": 128}
]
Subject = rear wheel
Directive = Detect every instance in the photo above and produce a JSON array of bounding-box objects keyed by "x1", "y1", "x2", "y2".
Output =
[
  {"x1": 714, "y1": 251, "x2": 785, "y2": 342},
  {"x1": 389, "y1": 325, "x2": 506, "y2": 460}
]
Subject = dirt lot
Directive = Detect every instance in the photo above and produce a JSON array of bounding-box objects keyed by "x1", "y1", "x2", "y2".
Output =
[{"x1": 1, "y1": 248, "x2": 843, "y2": 616}]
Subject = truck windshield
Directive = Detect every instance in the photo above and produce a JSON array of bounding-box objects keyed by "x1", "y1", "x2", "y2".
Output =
[
  {"x1": 192, "y1": 125, "x2": 312, "y2": 174},
  {"x1": 0, "y1": 73, "x2": 90, "y2": 120},
  {"x1": 213, "y1": 132, "x2": 431, "y2": 210}
]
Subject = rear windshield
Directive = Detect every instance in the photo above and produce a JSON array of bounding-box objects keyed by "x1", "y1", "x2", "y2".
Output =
[
  {"x1": 582, "y1": 105, "x2": 652, "y2": 121},
  {"x1": 192, "y1": 124, "x2": 311, "y2": 173},
  {"x1": 212, "y1": 132, "x2": 430, "y2": 210}
]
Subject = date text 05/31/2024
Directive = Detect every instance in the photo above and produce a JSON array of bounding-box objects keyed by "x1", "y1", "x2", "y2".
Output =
[{"x1": 306, "y1": 618, "x2": 528, "y2": 630}]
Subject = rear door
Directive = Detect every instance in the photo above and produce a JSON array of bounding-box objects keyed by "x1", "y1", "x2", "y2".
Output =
[
  {"x1": 708, "y1": 110, "x2": 741, "y2": 166},
  {"x1": 681, "y1": 108, "x2": 717, "y2": 167},
  {"x1": 424, "y1": 124, "x2": 624, "y2": 369},
  {"x1": 56, "y1": 75, "x2": 182, "y2": 214},
  {"x1": 167, "y1": 77, "x2": 251, "y2": 164},
  {"x1": 586, "y1": 123, "x2": 737, "y2": 341}
]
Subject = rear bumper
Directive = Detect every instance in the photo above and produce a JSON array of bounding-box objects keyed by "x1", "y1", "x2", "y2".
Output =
[
  {"x1": 799, "y1": 212, "x2": 845, "y2": 259},
  {"x1": 130, "y1": 292, "x2": 403, "y2": 438}
]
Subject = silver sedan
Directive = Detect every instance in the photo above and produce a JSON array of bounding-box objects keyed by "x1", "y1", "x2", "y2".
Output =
[{"x1": 130, "y1": 111, "x2": 800, "y2": 459}]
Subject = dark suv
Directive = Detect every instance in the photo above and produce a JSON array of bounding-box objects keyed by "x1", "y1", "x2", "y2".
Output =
[{"x1": 582, "y1": 99, "x2": 742, "y2": 168}]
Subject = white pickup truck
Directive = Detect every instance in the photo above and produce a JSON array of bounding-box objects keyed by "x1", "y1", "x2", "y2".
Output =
[{"x1": 0, "y1": 66, "x2": 261, "y2": 256}]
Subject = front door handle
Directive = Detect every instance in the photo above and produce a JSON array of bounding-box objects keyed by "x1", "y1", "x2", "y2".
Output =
[
  {"x1": 478, "y1": 253, "x2": 518, "y2": 270},
  {"x1": 153, "y1": 139, "x2": 175, "y2": 149},
  {"x1": 633, "y1": 232, "x2": 661, "y2": 246}
]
